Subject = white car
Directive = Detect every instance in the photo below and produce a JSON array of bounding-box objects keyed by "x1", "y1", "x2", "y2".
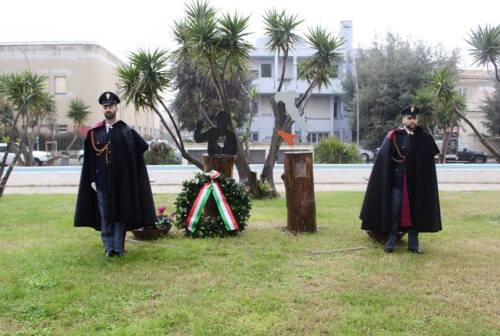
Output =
[
  {"x1": 0, "y1": 143, "x2": 52, "y2": 166},
  {"x1": 78, "y1": 149, "x2": 84, "y2": 163}
]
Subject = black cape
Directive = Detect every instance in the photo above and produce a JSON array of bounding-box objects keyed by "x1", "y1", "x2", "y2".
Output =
[
  {"x1": 74, "y1": 120, "x2": 156, "y2": 231},
  {"x1": 360, "y1": 126, "x2": 442, "y2": 233}
]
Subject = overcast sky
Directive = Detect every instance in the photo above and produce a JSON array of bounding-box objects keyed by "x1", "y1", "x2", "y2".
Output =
[{"x1": 1, "y1": 0, "x2": 498, "y2": 68}]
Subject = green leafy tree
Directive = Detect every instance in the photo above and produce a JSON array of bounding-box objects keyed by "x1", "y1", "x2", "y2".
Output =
[
  {"x1": 342, "y1": 34, "x2": 460, "y2": 149},
  {"x1": 426, "y1": 66, "x2": 500, "y2": 162},
  {"x1": 0, "y1": 71, "x2": 49, "y2": 198},
  {"x1": 170, "y1": 59, "x2": 249, "y2": 131},
  {"x1": 65, "y1": 98, "x2": 90, "y2": 151},
  {"x1": 466, "y1": 24, "x2": 500, "y2": 82},
  {"x1": 482, "y1": 82, "x2": 500, "y2": 136}
]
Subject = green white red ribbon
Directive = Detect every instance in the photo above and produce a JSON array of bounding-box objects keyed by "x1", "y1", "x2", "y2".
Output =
[{"x1": 186, "y1": 170, "x2": 239, "y2": 233}]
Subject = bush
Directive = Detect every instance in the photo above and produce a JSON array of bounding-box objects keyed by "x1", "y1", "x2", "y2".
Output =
[
  {"x1": 144, "y1": 141, "x2": 181, "y2": 165},
  {"x1": 314, "y1": 137, "x2": 361, "y2": 163}
]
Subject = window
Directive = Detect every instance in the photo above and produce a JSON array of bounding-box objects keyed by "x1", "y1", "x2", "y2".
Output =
[
  {"x1": 57, "y1": 124, "x2": 68, "y2": 133},
  {"x1": 307, "y1": 132, "x2": 330, "y2": 144},
  {"x1": 459, "y1": 87, "x2": 467, "y2": 102},
  {"x1": 261, "y1": 63, "x2": 272, "y2": 78},
  {"x1": 54, "y1": 77, "x2": 67, "y2": 94},
  {"x1": 334, "y1": 100, "x2": 339, "y2": 118},
  {"x1": 260, "y1": 95, "x2": 273, "y2": 115},
  {"x1": 248, "y1": 132, "x2": 259, "y2": 142}
]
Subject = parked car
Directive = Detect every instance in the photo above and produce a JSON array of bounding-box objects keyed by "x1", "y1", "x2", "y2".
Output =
[
  {"x1": 447, "y1": 146, "x2": 487, "y2": 163},
  {"x1": 0, "y1": 143, "x2": 52, "y2": 166},
  {"x1": 359, "y1": 149, "x2": 375, "y2": 163}
]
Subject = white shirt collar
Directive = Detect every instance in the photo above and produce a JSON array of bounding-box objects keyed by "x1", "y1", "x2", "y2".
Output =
[
  {"x1": 403, "y1": 126, "x2": 414, "y2": 135},
  {"x1": 105, "y1": 120, "x2": 118, "y2": 133}
]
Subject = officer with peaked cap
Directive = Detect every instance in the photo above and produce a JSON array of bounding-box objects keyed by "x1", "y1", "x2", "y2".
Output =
[
  {"x1": 74, "y1": 91, "x2": 156, "y2": 257},
  {"x1": 360, "y1": 105, "x2": 442, "y2": 254}
]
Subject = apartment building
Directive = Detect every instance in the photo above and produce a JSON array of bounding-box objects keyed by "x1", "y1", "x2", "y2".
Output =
[
  {"x1": 0, "y1": 42, "x2": 160, "y2": 138},
  {"x1": 457, "y1": 69, "x2": 497, "y2": 151},
  {"x1": 247, "y1": 21, "x2": 354, "y2": 144}
]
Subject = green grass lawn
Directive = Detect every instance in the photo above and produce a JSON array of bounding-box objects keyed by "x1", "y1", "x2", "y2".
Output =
[{"x1": 0, "y1": 191, "x2": 499, "y2": 335}]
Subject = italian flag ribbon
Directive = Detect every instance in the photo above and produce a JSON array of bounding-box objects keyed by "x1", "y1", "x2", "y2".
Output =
[{"x1": 186, "y1": 170, "x2": 239, "y2": 233}]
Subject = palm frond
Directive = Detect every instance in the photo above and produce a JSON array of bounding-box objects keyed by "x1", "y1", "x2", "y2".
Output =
[{"x1": 466, "y1": 24, "x2": 500, "y2": 66}]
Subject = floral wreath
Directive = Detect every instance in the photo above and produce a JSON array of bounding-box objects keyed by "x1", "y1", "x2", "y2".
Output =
[{"x1": 174, "y1": 171, "x2": 251, "y2": 238}]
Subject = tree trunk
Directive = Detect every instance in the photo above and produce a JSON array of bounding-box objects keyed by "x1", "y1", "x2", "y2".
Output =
[
  {"x1": 0, "y1": 127, "x2": 29, "y2": 199},
  {"x1": 439, "y1": 127, "x2": 451, "y2": 164},
  {"x1": 65, "y1": 132, "x2": 79, "y2": 152},
  {"x1": 451, "y1": 100, "x2": 500, "y2": 162},
  {"x1": 260, "y1": 130, "x2": 282, "y2": 196},
  {"x1": 281, "y1": 151, "x2": 316, "y2": 233}
]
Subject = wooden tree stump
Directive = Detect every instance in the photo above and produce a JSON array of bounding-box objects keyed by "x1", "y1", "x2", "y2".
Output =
[
  {"x1": 281, "y1": 151, "x2": 317, "y2": 233},
  {"x1": 203, "y1": 154, "x2": 236, "y2": 218}
]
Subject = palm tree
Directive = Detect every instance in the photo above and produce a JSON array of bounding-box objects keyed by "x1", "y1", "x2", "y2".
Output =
[
  {"x1": 179, "y1": 0, "x2": 265, "y2": 197},
  {"x1": 426, "y1": 66, "x2": 500, "y2": 162},
  {"x1": 259, "y1": 25, "x2": 345, "y2": 192},
  {"x1": 117, "y1": 48, "x2": 203, "y2": 170},
  {"x1": 65, "y1": 98, "x2": 90, "y2": 152},
  {"x1": 466, "y1": 24, "x2": 500, "y2": 81},
  {"x1": 412, "y1": 87, "x2": 437, "y2": 135},
  {"x1": 0, "y1": 71, "x2": 48, "y2": 198},
  {"x1": 27, "y1": 92, "x2": 55, "y2": 165},
  {"x1": 263, "y1": 9, "x2": 303, "y2": 92}
]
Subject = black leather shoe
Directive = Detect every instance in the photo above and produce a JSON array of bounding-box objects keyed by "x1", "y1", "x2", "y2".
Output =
[
  {"x1": 408, "y1": 248, "x2": 423, "y2": 254},
  {"x1": 114, "y1": 251, "x2": 123, "y2": 257},
  {"x1": 105, "y1": 250, "x2": 114, "y2": 257},
  {"x1": 384, "y1": 247, "x2": 394, "y2": 253}
]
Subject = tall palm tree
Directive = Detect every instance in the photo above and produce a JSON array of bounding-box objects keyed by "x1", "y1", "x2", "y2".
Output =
[
  {"x1": 466, "y1": 24, "x2": 500, "y2": 81},
  {"x1": 117, "y1": 48, "x2": 203, "y2": 170},
  {"x1": 65, "y1": 98, "x2": 90, "y2": 151},
  {"x1": 263, "y1": 9, "x2": 303, "y2": 92},
  {"x1": 260, "y1": 25, "x2": 344, "y2": 193},
  {"x1": 0, "y1": 71, "x2": 47, "y2": 198},
  {"x1": 412, "y1": 87, "x2": 437, "y2": 135},
  {"x1": 180, "y1": 0, "x2": 265, "y2": 197},
  {"x1": 27, "y1": 92, "x2": 56, "y2": 165},
  {"x1": 426, "y1": 66, "x2": 500, "y2": 162}
]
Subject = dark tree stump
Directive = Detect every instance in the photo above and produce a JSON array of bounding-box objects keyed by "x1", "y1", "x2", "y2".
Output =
[
  {"x1": 203, "y1": 154, "x2": 236, "y2": 218},
  {"x1": 281, "y1": 151, "x2": 316, "y2": 233}
]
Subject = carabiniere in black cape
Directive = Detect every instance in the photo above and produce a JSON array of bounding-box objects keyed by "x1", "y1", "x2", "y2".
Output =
[
  {"x1": 360, "y1": 126, "x2": 442, "y2": 233},
  {"x1": 74, "y1": 120, "x2": 156, "y2": 231}
]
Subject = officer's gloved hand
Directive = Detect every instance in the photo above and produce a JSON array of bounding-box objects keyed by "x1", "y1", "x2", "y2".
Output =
[{"x1": 91, "y1": 182, "x2": 96, "y2": 192}]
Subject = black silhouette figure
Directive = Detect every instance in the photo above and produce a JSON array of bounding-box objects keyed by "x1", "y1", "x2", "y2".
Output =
[{"x1": 194, "y1": 110, "x2": 237, "y2": 155}]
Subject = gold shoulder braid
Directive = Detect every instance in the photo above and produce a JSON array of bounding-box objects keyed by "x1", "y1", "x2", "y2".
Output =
[
  {"x1": 391, "y1": 136, "x2": 406, "y2": 163},
  {"x1": 90, "y1": 130, "x2": 109, "y2": 164}
]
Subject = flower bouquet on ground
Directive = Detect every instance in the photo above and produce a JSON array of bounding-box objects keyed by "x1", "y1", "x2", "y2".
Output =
[{"x1": 132, "y1": 206, "x2": 174, "y2": 240}]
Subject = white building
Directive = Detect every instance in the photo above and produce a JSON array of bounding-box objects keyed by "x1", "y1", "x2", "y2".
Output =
[
  {"x1": 247, "y1": 21, "x2": 354, "y2": 144},
  {"x1": 0, "y1": 42, "x2": 160, "y2": 138},
  {"x1": 457, "y1": 69, "x2": 497, "y2": 151}
]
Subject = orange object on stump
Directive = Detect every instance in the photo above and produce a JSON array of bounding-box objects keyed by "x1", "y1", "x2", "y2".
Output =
[
  {"x1": 281, "y1": 151, "x2": 317, "y2": 233},
  {"x1": 203, "y1": 154, "x2": 236, "y2": 218}
]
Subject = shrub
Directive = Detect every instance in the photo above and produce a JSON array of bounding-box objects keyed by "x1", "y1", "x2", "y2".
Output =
[
  {"x1": 144, "y1": 141, "x2": 181, "y2": 165},
  {"x1": 314, "y1": 137, "x2": 361, "y2": 163}
]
